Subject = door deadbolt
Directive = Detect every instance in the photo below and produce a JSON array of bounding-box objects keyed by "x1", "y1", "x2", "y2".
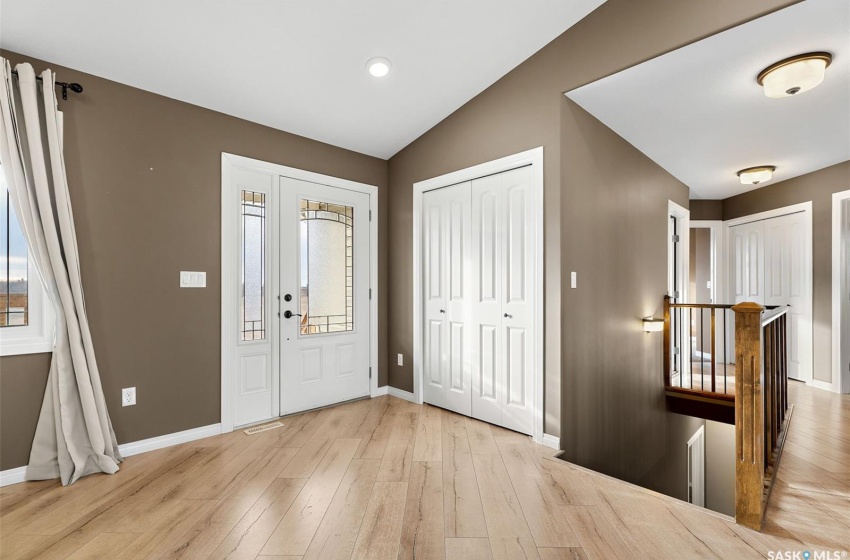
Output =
[{"x1": 284, "y1": 294, "x2": 293, "y2": 302}]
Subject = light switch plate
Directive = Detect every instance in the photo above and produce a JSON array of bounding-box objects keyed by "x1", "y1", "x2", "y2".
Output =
[
  {"x1": 180, "y1": 271, "x2": 206, "y2": 288},
  {"x1": 122, "y1": 387, "x2": 136, "y2": 407},
  {"x1": 397, "y1": 353, "x2": 404, "y2": 366},
  {"x1": 570, "y1": 271, "x2": 577, "y2": 289}
]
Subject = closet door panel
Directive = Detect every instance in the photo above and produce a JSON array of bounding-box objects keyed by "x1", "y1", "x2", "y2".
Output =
[
  {"x1": 499, "y1": 166, "x2": 534, "y2": 435},
  {"x1": 422, "y1": 183, "x2": 472, "y2": 414},
  {"x1": 765, "y1": 212, "x2": 811, "y2": 382},
  {"x1": 471, "y1": 174, "x2": 503, "y2": 426}
]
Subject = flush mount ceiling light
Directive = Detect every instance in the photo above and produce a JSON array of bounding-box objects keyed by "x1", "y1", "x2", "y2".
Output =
[
  {"x1": 737, "y1": 165, "x2": 776, "y2": 185},
  {"x1": 757, "y1": 52, "x2": 832, "y2": 98},
  {"x1": 366, "y1": 57, "x2": 392, "y2": 78}
]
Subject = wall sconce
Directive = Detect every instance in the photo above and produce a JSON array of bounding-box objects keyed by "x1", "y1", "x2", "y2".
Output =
[{"x1": 643, "y1": 317, "x2": 665, "y2": 333}]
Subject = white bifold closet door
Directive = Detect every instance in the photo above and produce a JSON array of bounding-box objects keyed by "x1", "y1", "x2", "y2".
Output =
[
  {"x1": 422, "y1": 165, "x2": 534, "y2": 435},
  {"x1": 729, "y1": 212, "x2": 811, "y2": 382},
  {"x1": 422, "y1": 181, "x2": 473, "y2": 415}
]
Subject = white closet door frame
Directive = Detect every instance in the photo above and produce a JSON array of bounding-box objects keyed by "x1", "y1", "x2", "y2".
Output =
[
  {"x1": 723, "y1": 201, "x2": 813, "y2": 385},
  {"x1": 412, "y1": 147, "x2": 547, "y2": 445},
  {"x1": 221, "y1": 153, "x2": 381, "y2": 434},
  {"x1": 832, "y1": 190, "x2": 850, "y2": 394}
]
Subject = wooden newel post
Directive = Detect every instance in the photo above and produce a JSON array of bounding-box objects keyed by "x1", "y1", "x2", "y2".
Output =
[{"x1": 732, "y1": 301, "x2": 765, "y2": 530}]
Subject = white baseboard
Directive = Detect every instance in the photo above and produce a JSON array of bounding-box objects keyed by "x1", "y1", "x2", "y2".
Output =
[
  {"x1": 118, "y1": 423, "x2": 222, "y2": 457},
  {"x1": 387, "y1": 386, "x2": 416, "y2": 403},
  {"x1": 0, "y1": 423, "x2": 223, "y2": 487},
  {"x1": 371, "y1": 385, "x2": 388, "y2": 397},
  {"x1": 541, "y1": 433, "x2": 561, "y2": 450},
  {"x1": 0, "y1": 466, "x2": 27, "y2": 487},
  {"x1": 810, "y1": 378, "x2": 841, "y2": 394}
]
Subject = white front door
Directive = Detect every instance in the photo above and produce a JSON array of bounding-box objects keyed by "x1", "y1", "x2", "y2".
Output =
[
  {"x1": 422, "y1": 182, "x2": 472, "y2": 415},
  {"x1": 279, "y1": 177, "x2": 371, "y2": 414}
]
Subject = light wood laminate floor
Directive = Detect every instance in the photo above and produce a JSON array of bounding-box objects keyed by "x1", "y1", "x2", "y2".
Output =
[{"x1": 1, "y1": 382, "x2": 847, "y2": 559}]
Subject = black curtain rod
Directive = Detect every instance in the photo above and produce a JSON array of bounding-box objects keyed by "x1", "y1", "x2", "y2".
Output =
[{"x1": 10, "y1": 70, "x2": 83, "y2": 100}]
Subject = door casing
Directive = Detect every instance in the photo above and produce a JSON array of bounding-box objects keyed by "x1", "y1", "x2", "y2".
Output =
[
  {"x1": 220, "y1": 153, "x2": 380, "y2": 433},
  {"x1": 411, "y1": 147, "x2": 547, "y2": 446},
  {"x1": 833, "y1": 190, "x2": 850, "y2": 394}
]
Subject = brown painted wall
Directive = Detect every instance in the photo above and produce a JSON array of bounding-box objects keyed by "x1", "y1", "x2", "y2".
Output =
[
  {"x1": 690, "y1": 200, "x2": 724, "y2": 221},
  {"x1": 386, "y1": 0, "x2": 796, "y2": 442},
  {"x1": 723, "y1": 160, "x2": 850, "y2": 385},
  {"x1": 560, "y1": 98, "x2": 695, "y2": 490},
  {"x1": 0, "y1": 50, "x2": 388, "y2": 471}
]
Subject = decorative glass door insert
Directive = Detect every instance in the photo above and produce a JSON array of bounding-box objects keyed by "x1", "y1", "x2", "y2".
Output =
[{"x1": 299, "y1": 200, "x2": 353, "y2": 334}]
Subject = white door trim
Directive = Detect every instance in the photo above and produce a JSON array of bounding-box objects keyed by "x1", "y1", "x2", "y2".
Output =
[
  {"x1": 690, "y1": 220, "x2": 724, "y2": 305},
  {"x1": 668, "y1": 201, "x2": 690, "y2": 302},
  {"x1": 412, "y1": 147, "x2": 545, "y2": 445},
  {"x1": 687, "y1": 425, "x2": 706, "y2": 508},
  {"x1": 723, "y1": 201, "x2": 813, "y2": 385},
  {"x1": 221, "y1": 153, "x2": 380, "y2": 433},
  {"x1": 833, "y1": 190, "x2": 850, "y2": 394}
]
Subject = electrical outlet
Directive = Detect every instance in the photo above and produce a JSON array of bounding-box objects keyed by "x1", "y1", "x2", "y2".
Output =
[
  {"x1": 397, "y1": 353, "x2": 404, "y2": 366},
  {"x1": 122, "y1": 387, "x2": 136, "y2": 407}
]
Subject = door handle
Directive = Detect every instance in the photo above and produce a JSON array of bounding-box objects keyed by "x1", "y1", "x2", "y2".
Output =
[
  {"x1": 283, "y1": 310, "x2": 303, "y2": 319},
  {"x1": 503, "y1": 313, "x2": 512, "y2": 318},
  {"x1": 439, "y1": 309, "x2": 445, "y2": 314}
]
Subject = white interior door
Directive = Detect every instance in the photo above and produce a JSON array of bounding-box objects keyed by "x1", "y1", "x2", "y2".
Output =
[
  {"x1": 471, "y1": 166, "x2": 535, "y2": 435},
  {"x1": 729, "y1": 221, "x2": 765, "y2": 305},
  {"x1": 422, "y1": 183, "x2": 472, "y2": 415},
  {"x1": 279, "y1": 177, "x2": 371, "y2": 414},
  {"x1": 764, "y1": 213, "x2": 811, "y2": 382},
  {"x1": 728, "y1": 213, "x2": 812, "y2": 382}
]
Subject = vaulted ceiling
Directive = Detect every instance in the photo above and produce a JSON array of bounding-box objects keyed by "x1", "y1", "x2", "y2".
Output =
[{"x1": 1, "y1": 0, "x2": 606, "y2": 159}]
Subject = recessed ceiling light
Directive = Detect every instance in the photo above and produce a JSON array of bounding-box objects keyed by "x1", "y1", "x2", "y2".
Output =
[
  {"x1": 757, "y1": 52, "x2": 832, "y2": 98},
  {"x1": 366, "y1": 57, "x2": 392, "y2": 78},
  {"x1": 737, "y1": 166, "x2": 776, "y2": 185}
]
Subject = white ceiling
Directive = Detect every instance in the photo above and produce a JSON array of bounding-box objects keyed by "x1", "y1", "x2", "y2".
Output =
[
  {"x1": 566, "y1": 0, "x2": 850, "y2": 200},
  {"x1": 0, "y1": 0, "x2": 605, "y2": 159}
]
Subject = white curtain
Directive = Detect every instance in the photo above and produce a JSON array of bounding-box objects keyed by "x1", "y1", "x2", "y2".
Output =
[{"x1": 0, "y1": 60, "x2": 121, "y2": 485}]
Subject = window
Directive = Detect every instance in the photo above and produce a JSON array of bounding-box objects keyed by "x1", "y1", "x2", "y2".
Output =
[{"x1": 0, "y1": 169, "x2": 53, "y2": 356}]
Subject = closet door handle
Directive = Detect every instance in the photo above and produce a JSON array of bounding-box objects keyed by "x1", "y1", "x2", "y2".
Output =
[
  {"x1": 503, "y1": 313, "x2": 512, "y2": 318},
  {"x1": 439, "y1": 309, "x2": 446, "y2": 314}
]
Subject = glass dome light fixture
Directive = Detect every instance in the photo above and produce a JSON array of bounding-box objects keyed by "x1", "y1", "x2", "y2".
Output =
[
  {"x1": 757, "y1": 52, "x2": 832, "y2": 98},
  {"x1": 366, "y1": 57, "x2": 392, "y2": 78},
  {"x1": 737, "y1": 165, "x2": 776, "y2": 185}
]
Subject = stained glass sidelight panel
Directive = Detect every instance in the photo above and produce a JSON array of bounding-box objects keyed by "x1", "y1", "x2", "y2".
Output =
[
  {"x1": 300, "y1": 199, "x2": 354, "y2": 335},
  {"x1": 241, "y1": 191, "x2": 265, "y2": 341}
]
